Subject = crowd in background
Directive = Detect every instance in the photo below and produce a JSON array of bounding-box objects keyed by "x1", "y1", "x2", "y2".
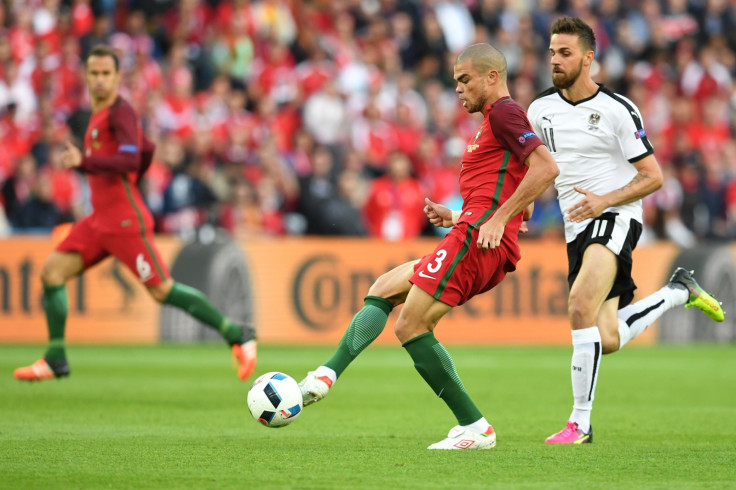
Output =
[{"x1": 1, "y1": 0, "x2": 735, "y2": 246}]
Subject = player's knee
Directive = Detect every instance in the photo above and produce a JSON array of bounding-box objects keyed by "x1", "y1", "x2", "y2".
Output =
[
  {"x1": 600, "y1": 333, "x2": 620, "y2": 354},
  {"x1": 394, "y1": 315, "x2": 431, "y2": 344},
  {"x1": 393, "y1": 319, "x2": 416, "y2": 344},
  {"x1": 567, "y1": 296, "x2": 596, "y2": 328},
  {"x1": 40, "y1": 259, "x2": 65, "y2": 285},
  {"x1": 601, "y1": 341, "x2": 619, "y2": 354},
  {"x1": 147, "y1": 282, "x2": 172, "y2": 303},
  {"x1": 367, "y1": 273, "x2": 391, "y2": 298}
]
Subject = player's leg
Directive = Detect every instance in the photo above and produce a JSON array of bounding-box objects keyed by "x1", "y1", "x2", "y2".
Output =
[
  {"x1": 299, "y1": 260, "x2": 418, "y2": 405},
  {"x1": 13, "y1": 252, "x2": 85, "y2": 381},
  {"x1": 148, "y1": 279, "x2": 252, "y2": 346},
  {"x1": 546, "y1": 243, "x2": 616, "y2": 444},
  {"x1": 39, "y1": 250, "x2": 85, "y2": 359},
  {"x1": 109, "y1": 231, "x2": 257, "y2": 380},
  {"x1": 397, "y1": 286, "x2": 495, "y2": 450},
  {"x1": 614, "y1": 268, "x2": 724, "y2": 350},
  {"x1": 149, "y1": 278, "x2": 257, "y2": 380},
  {"x1": 15, "y1": 219, "x2": 104, "y2": 381}
]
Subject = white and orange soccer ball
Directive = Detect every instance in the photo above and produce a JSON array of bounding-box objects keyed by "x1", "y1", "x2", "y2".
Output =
[{"x1": 247, "y1": 372, "x2": 303, "y2": 428}]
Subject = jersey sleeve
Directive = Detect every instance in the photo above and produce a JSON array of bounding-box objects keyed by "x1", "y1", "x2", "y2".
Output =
[
  {"x1": 614, "y1": 96, "x2": 654, "y2": 163},
  {"x1": 80, "y1": 100, "x2": 141, "y2": 175},
  {"x1": 137, "y1": 135, "x2": 156, "y2": 180},
  {"x1": 526, "y1": 101, "x2": 542, "y2": 136},
  {"x1": 488, "y1": 100, "x2": 545, "y2": 165}
]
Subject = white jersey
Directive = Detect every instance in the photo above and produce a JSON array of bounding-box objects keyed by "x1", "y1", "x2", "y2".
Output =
[{"x1": 527, "y1": 85, "x2": 654, "y2": 242}]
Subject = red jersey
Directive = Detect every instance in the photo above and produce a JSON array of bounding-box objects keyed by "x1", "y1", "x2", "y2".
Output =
[
  {"x1": 81, "y1": 96, "x2": 154, "y2": 234},
  {"x1": 458, "y1": 96, "x2": 543, "y2": 258}
]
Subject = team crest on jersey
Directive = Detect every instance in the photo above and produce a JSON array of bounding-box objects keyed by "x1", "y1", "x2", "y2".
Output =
[
  {"x1": 467, "y1": 129, "x2": 482, "y2": 152},
  {"x1": 587, "y1": 113, "x2": 601, "y2": 130},
  {"x1": 91, "y1": 128, "x2": 102, "y2": 149}
]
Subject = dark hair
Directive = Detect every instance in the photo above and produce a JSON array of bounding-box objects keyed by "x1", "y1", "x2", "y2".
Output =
[
  {"x1": 550, "y1": 17, "x2": 596, "y2": 54},
  {"x1": 86, "y1": 44, "x2": 119, "y2": 71}
]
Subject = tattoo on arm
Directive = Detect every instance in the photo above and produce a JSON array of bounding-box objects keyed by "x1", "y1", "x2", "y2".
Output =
[
  {"x1": 620, "y1": 171, "x2": 649, "y2": 192},
  {"x1": 615, "y1": 170, "x2": 655, "y2": 205}
]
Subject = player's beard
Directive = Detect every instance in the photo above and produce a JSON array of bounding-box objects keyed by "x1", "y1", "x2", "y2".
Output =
[
  {"x1": 91, "y1": 85, "x2": 112, "y2": 103},
  {"x1": 465, "y1": 85, "x2": 488, "y2": 113},
  {"x1": 552, "y1": 60, "x2": 583, "y2": 90}
]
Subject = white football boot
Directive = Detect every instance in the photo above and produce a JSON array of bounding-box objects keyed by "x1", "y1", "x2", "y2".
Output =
[
  {"x1": 427, "y1": 425, "x2": 496, "y2": 450},
  {"x1": 298, "y1": 371, "x2": 333, "y2": 406}
]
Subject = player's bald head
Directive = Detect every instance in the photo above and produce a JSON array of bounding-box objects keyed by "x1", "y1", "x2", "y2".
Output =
[{"x1": 456, "y1": 43, "x2": 507, "y2": 81}]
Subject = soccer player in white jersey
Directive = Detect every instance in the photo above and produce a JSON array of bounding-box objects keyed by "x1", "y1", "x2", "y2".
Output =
[{"x1": 527, "y1": 17, "x2": 724, "y2": 444}]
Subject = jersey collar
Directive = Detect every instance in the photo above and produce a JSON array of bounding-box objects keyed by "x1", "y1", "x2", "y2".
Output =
[
  {"x1": 487, "y1": 95, "x2": 512, "y2": 113},
  {"x1": 556, "y1": 83, "x2": 603, "y2": 106}
]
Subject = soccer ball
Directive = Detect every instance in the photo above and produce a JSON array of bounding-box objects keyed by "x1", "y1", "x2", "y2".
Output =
[{"x1": 247, "y1": 372, "x2": 303, "y2": 428}]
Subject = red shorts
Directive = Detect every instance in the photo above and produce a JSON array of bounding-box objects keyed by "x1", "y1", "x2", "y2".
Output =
[
  {"x1": 57, "y1": 216, "x2": 170, "y2": 286},
  {"x1": 410, "y1": 222, "x2": 518, "y2": 306}
]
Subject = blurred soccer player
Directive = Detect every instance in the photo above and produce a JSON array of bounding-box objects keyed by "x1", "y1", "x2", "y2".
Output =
[
  {"x1": 527, "y1": 17, "x2": 724, "y2": 444},
  {"x1": 14, "y1": 45, "x2": 257, "y2": 382},
  {"x1": 299, "y1": 43, "x2": 559, "y2": 449}
]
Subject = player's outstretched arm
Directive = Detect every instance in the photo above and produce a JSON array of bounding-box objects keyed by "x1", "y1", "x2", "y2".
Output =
[
  {"x1": 566, "y1": 154, "x2": 662, "y2": 223},
  {"x1": 477, "y1": 145, "x2": 558, "y2": 250}
]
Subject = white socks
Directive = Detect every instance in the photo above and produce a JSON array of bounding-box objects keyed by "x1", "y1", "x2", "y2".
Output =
[
  {"x1": 617, "y1": 286, "x2": 689, "y2": 349},
  {"x1": 566, "y1": 287, "x2": 689, "y2": 433},
  {"x1": 569, "y1": 326, "x2": 602, "y2": 433},
  {"x1": 314, "y1": 365, "x2": 337, "y2": 385},
  {"x1": 463, "y1": 417, "x2": 491, "y2": 434}
]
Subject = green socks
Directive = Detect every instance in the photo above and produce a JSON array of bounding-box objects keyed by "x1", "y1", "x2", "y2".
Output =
[
  {"x1": 43, "y1": 284, "x2": 68, "y2": 362},
  {"x1": 403, "y1": 332, "x2": 483, "y2": 426},
  {"x1": 164, "y1": 282, "x2": 243, "y2": 345},
  {"x1": 324, "y1": 296, "x2": 393, "y2": 377}
]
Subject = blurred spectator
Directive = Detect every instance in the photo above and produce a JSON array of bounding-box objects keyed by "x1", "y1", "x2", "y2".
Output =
[
  {"x1": 642, "y1": 165, "x2": 696, "y2": 247},
  {"x1": 160, "y1": 152, "x2": 218, "y2": 235},
  {"x1": 524, "y1": 185, "x2": 564, "y2": 240},
  {"x1": 0, "y1": 0, "x2": 734, "y2": 245},
  {"x1": 363, "y1": 152, "x2": 426, "y2": 241},
  {"x1": 79, "y1": 15, "x2": 111, "y2": 60},
  {"x1": 5, "y1": 157, "x2": 60, "y2": 231},
  {"x1": 303, "y1": 79, "x2": 347, "y2": 147},
  {"x1": 296, "y1": 145, "x2": 341, "y2": 235}
]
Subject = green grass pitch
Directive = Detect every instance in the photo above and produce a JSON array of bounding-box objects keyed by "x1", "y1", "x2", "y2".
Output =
[{"x1": 2, "y1": 344, "x2": 735, "y2": 489}]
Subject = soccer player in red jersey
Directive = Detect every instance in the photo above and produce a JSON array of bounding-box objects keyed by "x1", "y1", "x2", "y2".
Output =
[
  {"x1": 14, "y1": 45, "x2": 257, "y2": 382},
  {"x1": 298, "y1": 43, "x2": 559, "y2": 449}
]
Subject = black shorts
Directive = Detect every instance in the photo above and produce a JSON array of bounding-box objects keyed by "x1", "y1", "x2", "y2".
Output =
[{"x1": 566, "y1": 212, "x2": 642, "y2": 308}]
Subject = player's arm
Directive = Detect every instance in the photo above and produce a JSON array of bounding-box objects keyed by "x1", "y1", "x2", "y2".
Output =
[
  {"x1": 487, "y1": 145, "x2": 558, "y2": 227},
  {"x1": 478, "y1": 145, "x2": 557, "y2": 249},
  {"x1": 566, "y1": 153, "x2": 663, "y2": 223},
  {"x1": 477, "y1": 104, "x2": 558, "y2": 249},
  {"x1": 424, "y1": 198, "x2": 459, "y2": 228},
  {"x1": 77, "y1": 103, "x2": 142, "y2": 175}
]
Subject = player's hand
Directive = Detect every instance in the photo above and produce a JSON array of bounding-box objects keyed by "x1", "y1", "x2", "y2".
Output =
[
  {"x1": 62, "y1": 140, "x2": 82, "y2": 169},
  {"x1": 519, "y1": 221, "x2": 529, "y2": 234},
  {"x1": 566, "y1": 186, "x2": 608, "y2": 222},
  {"x1": 477, "y1": 217, "x2": 504, "y2": 250},
  {"x1": 424, "y1": 198, "x2": 453, "y2": 228}
]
